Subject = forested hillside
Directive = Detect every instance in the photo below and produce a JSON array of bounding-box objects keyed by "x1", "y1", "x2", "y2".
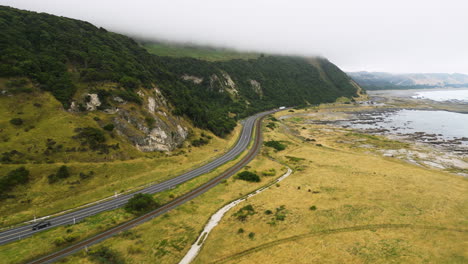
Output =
[{"x1": 0, "y1": 5, "x2": 359, "y2": 138}]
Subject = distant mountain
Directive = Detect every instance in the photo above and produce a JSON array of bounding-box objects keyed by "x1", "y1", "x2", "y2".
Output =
[{"x1": 347, "y1": 72, "x2": 468, "y2": 90}]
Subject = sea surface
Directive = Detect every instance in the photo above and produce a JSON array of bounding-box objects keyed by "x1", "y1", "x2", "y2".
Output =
[
  {"x1": 338, "y1": 109, "x2": 468, "y2": 145},
  {"x1": 368, "y1": 88, "x2": 468, "y2": 103},
  {"x1": 412, "y1": 89, "x2": 468, "y2": 102}
]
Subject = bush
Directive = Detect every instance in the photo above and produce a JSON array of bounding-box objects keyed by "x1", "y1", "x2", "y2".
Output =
[
  {"x1": 48, "y1": 165, "x2": 71, "y2": 183},
  {"x1": 103, "y1": 124, "x2": 115, "y2": 131},
  {"x1": 191, "y1": 137, "x2": 209, "y2": 147},
  {"x1": 88, "y1": 246, "x2": 125, "y2": 264},
  {"x1": 264, "y1": 140, "x2": 286, "y2": 151},
  {"x1": 125, "y1": 193, "x2": 159, "y2": 214},
  {"x1": 73, "y1": 127, "x2": 106, "y2": 150},
  {"x1": 145, "y1": 117, "x2": 155, "y2": 128},
  {"x1": 266, "y1": 122, "x2": 276, "y2": 130},
  {"x1": 234, "y1": 204, "x2": 256, "y2": 221},
  {"x1": 237, "y1": 228, "x2": 244, "y2": 234},
  {"x1": 56, "y1": 165, "x2": 70, "y2": 179},
  {"x1": 119, "y1": 76, "x2": 140, "y2": 89},
  {"x1": 236, "y1": 171, "x2": 260, "y2": 182},
  {"x1": 10, "y1": 118, "x2": 23, "y2": 126},
  {"x1": 248, "y1": 232, "x2": 255, "y2": 239},
  {"x1": 265, "y1": 209, "x2": 273, "y2": 215},
  {"x1": 309, "y1": 205, "x2": 317, "y2": 211},
  {"x1": 0, "y1": 166, "x2": 29, "y2": 193}
]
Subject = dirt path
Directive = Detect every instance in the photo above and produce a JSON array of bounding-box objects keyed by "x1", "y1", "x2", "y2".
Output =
[{"x1": 179, "y1": 167, "x2": 293, "y2": 264}]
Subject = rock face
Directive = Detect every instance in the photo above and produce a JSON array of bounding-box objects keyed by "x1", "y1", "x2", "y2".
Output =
[
  {"x1": 110, "y1": 88, "x2": 188, "y2": 152},
  {"x1": 113, "y1": 108, "x2": 188, "y2": 152},
  {"x1": 86, "y1": 93, "x2": 101, "y2": 111},
  {"x1": 181, "y1": 74, "x2": 203, "y2": 84},
  {"x1": 249, "y1": 80, "x2": 263, "y2": 97},
  {"x1": 209, "y1": 72, "x2": 239, "y2": 97}
]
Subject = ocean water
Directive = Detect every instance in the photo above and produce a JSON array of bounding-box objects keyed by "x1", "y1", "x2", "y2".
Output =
[
  {"x1": 412, "y1": 89, "x2": 468, "y2": 102},
  {"x1": 338, "y1": 109, "x2": 468, "y2": 144}
]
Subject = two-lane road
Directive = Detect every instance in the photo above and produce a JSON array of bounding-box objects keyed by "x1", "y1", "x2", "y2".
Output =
[{"x1": 0, "y1": 109, "x2": 276, "y2": 247}]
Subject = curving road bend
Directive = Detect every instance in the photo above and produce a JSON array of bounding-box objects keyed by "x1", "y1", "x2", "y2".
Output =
[{"x1": 0, "y1": 109, "x2": 277, "y2": 251}]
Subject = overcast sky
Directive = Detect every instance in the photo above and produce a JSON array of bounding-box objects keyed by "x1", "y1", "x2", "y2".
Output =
[{"x1": 2, "y1": 0, "x2": 467, "y2": 73}]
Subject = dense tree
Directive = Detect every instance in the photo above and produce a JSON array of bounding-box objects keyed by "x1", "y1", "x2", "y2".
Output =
[
  {"x1": 0, "y1": 6, "x2": 359, "y2": 137},
  {"x1": 124, "y1": 193, "x2": 160, "y2": 214}
]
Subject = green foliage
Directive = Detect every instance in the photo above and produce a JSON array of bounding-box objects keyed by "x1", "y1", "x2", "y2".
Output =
[
  {"x1": 264, "y1": 140, "x2": 286, "y2": 151},
  {"x1": 9, "y1": 118, "x2": 23, "y2": 126},
  {"x1": 266, "y1": 122, "x2": 276, "y2": 130},
  {"x1": 53, "y1": 234, "x2": 78, "y2": 246},
  {"x1": 310, "y1": 205, "x2": 317, "y2": 211},
  {"x1": 119, "y1": 75, "x2": 140, "y2": 89},
  {"x1": 248, "y1": 232, "x2": 255, "y2": 239},
  {"x1": 125, "y1": 193, "x2": 159, "y2": 214},
  {"x1": 274, "y1": 205, "x2": 287, "y2": 221},
  {"x1": 144, "y1": 117, "x2": 155, "y2": 128},
  {"x1": 48, "y1": 165, "x2": 70, "y2": 183},
  {"x1": 103, "y1": 123, "x2": 114, "y2": 131},
  {"x1": 0, "y1": 166, "x2": 29, "y2": 194},
  {"x1": 261, "y1": 168, "x2": 276, "y2": 176},
  {"x1": 73, "y1": 127, "x2": 106, "y2": 150},
  {"x1": 56, "y1": 165, "x2": 70, "y2": 179},
  {"x1": 285, "y1": 156, "x2": 305, "y2": 162},
  {"x1": 234, "y1": 204, "x2": 256, "y2": 222},
  {"x1": 87, "y1": 246, "x2": 125, "y2": 264},
  {"x1": 265, "y1": 209, "x2": 273, "y2": 215},
  {"x1": 237, "y1": 171, "x2": 260, "y2": 182},
  {"x1": 191, "y1": 137, "x2": 209, "y2": 147},
  {"x1": 0, "y1": 6, "x2": 358, "y2": 137},
  {"x1": 5, "y1": 79, "x2": 33, "y2": 93},
  {"x1": 237, "y1": 228, "x2": 244, "y2": 234}
]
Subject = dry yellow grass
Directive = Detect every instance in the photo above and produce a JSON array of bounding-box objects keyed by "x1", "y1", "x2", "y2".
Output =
[
  {"x1": 0, "y1": 115, "x2": 242, "y2": 227},
  {"x1": 193, "y1": 109, "x2": 467, "y2": 264},
  {"x1": 59, "y1": 147, "x2": 286, "y2": 264}
]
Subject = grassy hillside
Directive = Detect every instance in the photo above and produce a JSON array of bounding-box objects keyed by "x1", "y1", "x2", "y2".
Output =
[
  {"x1": 0, "y1": 5, "x2": 359, "y2": 137},
  {"x1": 143, "y1": 42, "x2": 259, "y2": 61}
]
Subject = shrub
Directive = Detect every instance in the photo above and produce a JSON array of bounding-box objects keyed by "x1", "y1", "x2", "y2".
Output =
[
  {"x1": 145, "y1": 117, "x2": 155, "y2": 128},
  {"x1": 103, "y1": 124, "x2": 115, "y2": 131},
  {"x1": 265, "y1": 209, "x2": 273, "y2": 215},
  {"x1": 191, "y1": 137, "x2": 209, "y2": 147},
  {"x1": 273, "y1": 205, "x2": 287, "y2": 221},
  {"x1": 237, "y1": 228, "x2": 244, "y2": 234},
  {"x1": 236, "y1": 171, "x2": 260, "y2": 182},
  {"x1": 125, "y1": 193, "x2": 159, "y2": 214},
  {"x1": 119, "y1": 76, "x2": 140, "y2": 90},
  {"x1": 264, "y1": 140, "x2": 286, "y2": 151},
  {"x1": 248, "y1": 232, "x2": 255, "y2": 239},
  {"x1": 10, "y1": 118, "x2": 23, "y2": 126},
  {"x1": 266, "y1": 122, "x2": 276, "y2": 130},
  {"x1": 261, "y1": 169, "x2": 276, "y2": 176},
  {"x1": 309, "y1": 205, "x2": 317, "y2": 211},
  {"x1": 73, "y1": 127, "x2": 106, "y2": 150},
  {"x1": 48, "y1": 165, "x2": 71, "y2": 183},
  {"x1": 88, "y1": 246, "x2": 125, "y2": 264},
  {"x1": 0, "y1": 166, "x2": 29, "y2": 193},
  {"x1": 234, "y1": 204, "x2": 256, "y2": 221},
  {"x1": 56, "y1": 165, "x2": 70, "y2": 179}
]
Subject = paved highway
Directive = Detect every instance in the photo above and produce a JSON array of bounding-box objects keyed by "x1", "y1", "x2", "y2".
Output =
[{"x1": 0, "y1": 109, "x2": 276, "y2": 249}]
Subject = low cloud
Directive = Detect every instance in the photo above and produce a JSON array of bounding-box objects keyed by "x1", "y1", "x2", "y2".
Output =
[{"x1": 2, "y1": 0, "x2": 467, "y2": 73}]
